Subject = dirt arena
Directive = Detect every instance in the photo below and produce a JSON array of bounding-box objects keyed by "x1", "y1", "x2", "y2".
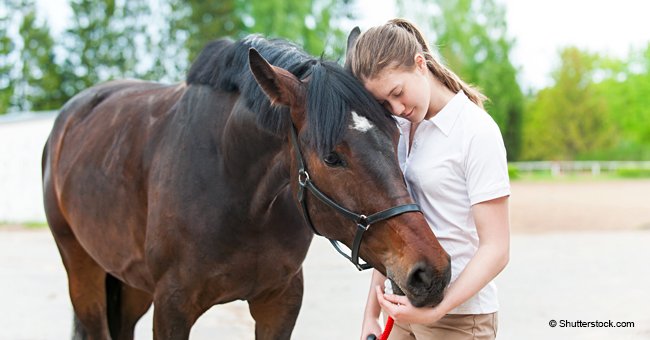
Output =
[
  {"x1": 1, "y1": 179, "x2": 649, "y2": 339},
  {"x1": 510, "y1": 179, "x2": 650, "y2": 233}
]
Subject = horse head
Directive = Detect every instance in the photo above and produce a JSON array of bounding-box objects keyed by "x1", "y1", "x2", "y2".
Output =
[{"x1": 248, "y1": 48, "x2": 451, "y2": 308}]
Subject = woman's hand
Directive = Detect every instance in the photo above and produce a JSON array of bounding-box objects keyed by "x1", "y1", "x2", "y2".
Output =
[{"x1": 375, "y1": 286, "x2": 444, "y2": 325}]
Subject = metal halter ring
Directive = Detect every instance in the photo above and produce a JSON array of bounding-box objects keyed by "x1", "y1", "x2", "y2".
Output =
[
  {"x1": 298, "y1": 169, "x2": 310, "y2": 186},
  {"x1": 357, "y1": 214, "x2": 369, "y2": 230}
]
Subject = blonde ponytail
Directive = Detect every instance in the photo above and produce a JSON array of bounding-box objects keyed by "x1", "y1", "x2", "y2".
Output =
[{"x1": 350, "y1": 18, "x2": 487, "y2": 108}]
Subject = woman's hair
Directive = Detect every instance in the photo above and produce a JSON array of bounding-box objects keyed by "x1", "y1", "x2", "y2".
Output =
[{"x1": 349, "y1": 18, "x2": 487, "y2": 108}]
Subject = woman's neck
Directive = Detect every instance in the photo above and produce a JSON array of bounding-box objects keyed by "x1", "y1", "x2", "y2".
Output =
[{"x1": 425, "y1": 74, "x2": 456, "y2": 120}]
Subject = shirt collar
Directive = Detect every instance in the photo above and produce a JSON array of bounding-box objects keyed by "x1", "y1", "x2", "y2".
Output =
[
  {"x1": 427, "y1": 90, "x2": 467, "y2": 137},
  {"x1": 395, "y1": 116, "x2": 410, "y2": 127},
  {"x1": 394, "y1": 116, "x2": 410, "y2": 136}
]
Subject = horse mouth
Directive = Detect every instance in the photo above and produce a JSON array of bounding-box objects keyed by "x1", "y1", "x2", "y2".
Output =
[
  {"x1": 387, "y1": 277, "x2": 405, "y2": 296},
  {"x1": 388, "y1": 275, "x2": 446, "y2": 308}
]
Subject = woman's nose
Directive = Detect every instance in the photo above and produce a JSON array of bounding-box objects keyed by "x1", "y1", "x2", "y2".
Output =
[{"x1": 389, "y1": 100, "x2": 405, "y2": 116}]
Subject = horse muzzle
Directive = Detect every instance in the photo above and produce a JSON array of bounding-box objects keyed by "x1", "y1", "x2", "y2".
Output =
[{"x1": 390, "y1": 257, "x2": 451, "y2": 308}]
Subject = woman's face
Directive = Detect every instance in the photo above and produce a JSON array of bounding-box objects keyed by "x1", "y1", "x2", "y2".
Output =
[{"x1": 363, "y1": 56, "x2": 431, "y2": 123}]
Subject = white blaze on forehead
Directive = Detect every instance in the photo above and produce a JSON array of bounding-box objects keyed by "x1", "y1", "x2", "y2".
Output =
[{"x1": 349, "y1": 111, "x2": 374, "y2": 132}]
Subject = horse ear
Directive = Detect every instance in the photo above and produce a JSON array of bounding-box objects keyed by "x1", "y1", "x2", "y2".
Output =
[
  {"x1": 249, "y1": 48, "x2": 302, "y2": 107},
  {"x1": 344, "y1": 26, "x2": 361, "y2": 71}
]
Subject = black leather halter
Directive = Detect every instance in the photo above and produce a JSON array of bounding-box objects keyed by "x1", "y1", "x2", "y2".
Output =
[{"x1": 289, "y1": 124, "x2": 421, "y2": 270}]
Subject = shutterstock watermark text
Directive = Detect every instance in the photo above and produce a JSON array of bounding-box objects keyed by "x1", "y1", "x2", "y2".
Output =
[{"x1": 549, "y1": 319, "x2": 635, "y2": 328}]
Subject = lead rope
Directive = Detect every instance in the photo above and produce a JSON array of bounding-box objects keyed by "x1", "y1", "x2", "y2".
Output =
[
  {"x1": 379, "y1": 317, "x2": 395, "y2": 340},
  {"x1": 368, "y1": 279, "x2": 396, "y2": 340}
]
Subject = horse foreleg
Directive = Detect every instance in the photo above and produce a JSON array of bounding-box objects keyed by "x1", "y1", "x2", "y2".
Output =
[
  {"x1": 105, "y1": 275, "x2": 152, "y2": 340},
  {"x1": 248, "y1": 270, "x2": 304, "y2": 340},
  {"x1": 151, "y1": 284, "x2": 201, "y2": 340}
]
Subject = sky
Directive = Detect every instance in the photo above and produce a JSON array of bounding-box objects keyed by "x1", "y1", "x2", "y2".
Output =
[{"x1": 35, "y1": 0, "x2": 650, "y2": 91}]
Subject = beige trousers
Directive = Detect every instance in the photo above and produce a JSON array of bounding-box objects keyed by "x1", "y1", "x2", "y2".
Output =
[{"x1": 386, "y1": 313, "x2": 498, "y2": 340}]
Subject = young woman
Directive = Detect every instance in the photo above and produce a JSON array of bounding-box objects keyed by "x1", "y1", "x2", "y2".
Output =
[{"x1": 349, "y1": 19, "x2": 511, "y2": 340}]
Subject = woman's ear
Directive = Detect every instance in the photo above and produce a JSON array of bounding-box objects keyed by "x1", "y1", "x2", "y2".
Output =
[{"x1": 414, "y1": 53, "x2": 427, "y2": 73}]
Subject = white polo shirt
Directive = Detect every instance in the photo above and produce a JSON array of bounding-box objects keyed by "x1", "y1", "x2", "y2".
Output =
[{"x1": 396, "y1": 91, "x2": 510, "y2": 314}]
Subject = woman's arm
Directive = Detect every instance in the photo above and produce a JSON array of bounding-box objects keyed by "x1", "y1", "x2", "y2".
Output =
[
  {"x1": 377, "y1": 195, "x2": 510, "y2": 324},
  {"x1": 360, "y1": 269, "x2": 387, "y2": 339}
]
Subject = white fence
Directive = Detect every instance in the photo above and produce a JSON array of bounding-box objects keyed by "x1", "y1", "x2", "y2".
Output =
[{"x1": 0, "y1": 112, "x2": 57, "y2": 223}]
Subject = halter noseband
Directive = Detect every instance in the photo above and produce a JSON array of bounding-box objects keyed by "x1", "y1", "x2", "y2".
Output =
[{"x1": 289, "y1": 124, "x2": 421, "y2": 271}]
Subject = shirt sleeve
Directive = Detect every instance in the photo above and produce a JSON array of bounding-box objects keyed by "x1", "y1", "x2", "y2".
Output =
[{"x1": 465, "y1": 118, "x2": 511, "y2": 206}]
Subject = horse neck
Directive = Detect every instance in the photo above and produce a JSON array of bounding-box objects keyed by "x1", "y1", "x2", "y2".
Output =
[
  {"x1": 171, "y1": 83, "x2": 297, "y2": 220},
  {"x1": 220, "y1": 97, "x2": 292, "y2": 189}
]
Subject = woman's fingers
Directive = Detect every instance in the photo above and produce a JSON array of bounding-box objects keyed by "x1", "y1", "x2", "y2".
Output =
[
  {"x1": 383, "y1": 292, "x2": 409, "y2": 305},
  {"x1": 375, "y1": 286, "x2": 400, "y2": 317},
  {"x1": 375, "y1": 285, "x2": 408, "y2": 305}
]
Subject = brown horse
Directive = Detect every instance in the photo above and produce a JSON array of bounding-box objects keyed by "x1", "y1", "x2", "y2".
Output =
[{"x1": 42, "y1": 33, "x2": 450, "y2": 339}]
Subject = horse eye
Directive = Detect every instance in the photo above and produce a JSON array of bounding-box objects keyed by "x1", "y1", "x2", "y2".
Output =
[{"x1": 323, "y1": 152, "x2": 344, "y2": 167}]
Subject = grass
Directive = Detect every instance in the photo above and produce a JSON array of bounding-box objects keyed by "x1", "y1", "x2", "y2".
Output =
[
  {"x1": 0, "y1": 221, "x2": 48, "y2": 229},
  {"x1": 509, "y1": 163, "x2": 650, "y2": 182},
  {"x1": 510, "y1": 170, "x2": 650, "y2": 182},
  {"x1": 616, "y1": 168, "x2": 650, "y2": 178}
]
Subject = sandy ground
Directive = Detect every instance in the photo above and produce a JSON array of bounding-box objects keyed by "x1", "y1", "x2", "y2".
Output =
[
  {"x1": 1, "y1": 179, "x2": 650, "y2": 339},
  {"x1": 509, "y1": 179, "x2": 650, "y2": 233}
]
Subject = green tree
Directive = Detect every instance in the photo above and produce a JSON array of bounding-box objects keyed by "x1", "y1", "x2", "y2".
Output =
[
  {"x1": 167, "y1": 0, "x2": 242, "y2": 64},
  {"x1": 397, "y1": 0, "x2": 524, "y2": 160},
  {"x1": 15, "y1": 1, "x2": 66, "y2": 111},
  {"x1": 61, "y1": 0, "x2": 150, "y2": 97},
  {"x1": 521, "y1": 47, "x2": 614, "y2": 160},
  {"x1": 2, "y1": 0, "x2": 357, "y2": 113},
  {"x1": 0, "y1": 8, "x2": 14, "y2": 114},
  {"x1": 140, "y1": 0, "x2": 190, "y2": 82},
  {"x1": 241, "y1": 0, "x2": 352, "y2": 58},
  {"x1": 622, "y1": 45, "x2": 650, "y2": 149},
  {"x1": 591, "y1": 44, "x2": 650, "y2": 159},
  {"x1": 172, "y1": 0, "x2": 353, "y2": 65}
]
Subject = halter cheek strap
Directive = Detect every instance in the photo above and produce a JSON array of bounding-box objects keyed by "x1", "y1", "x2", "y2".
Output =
[{"x1": 290, "y1": 124, "x2": 421, "y2": 271}]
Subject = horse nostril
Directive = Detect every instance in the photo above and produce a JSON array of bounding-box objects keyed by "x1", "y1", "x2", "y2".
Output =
[
  {"x1": 405, "y1": 260, "x2": 451, "y2": 307},
  {"x1": 407, "y1": 262, "x2": 434, "y2": 291}
]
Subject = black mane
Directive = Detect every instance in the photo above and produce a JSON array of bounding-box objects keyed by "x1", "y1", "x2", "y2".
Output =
[{"x1": 186, "y1": 35, "x2": 396, "y2": 155}]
